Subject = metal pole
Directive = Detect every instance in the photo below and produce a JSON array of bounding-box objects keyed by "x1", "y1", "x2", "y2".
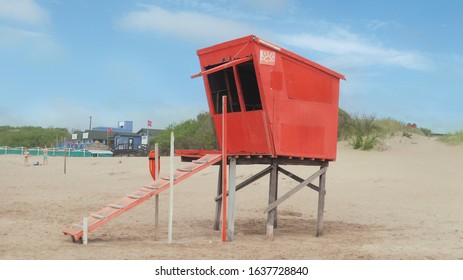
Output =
[
  {"x1": 154, "y1": 143, "x2": 159, "y2": 241},
  {"x1": 221, "y1": 95, "x2": 228, "y2": 242},
  {"x1": 168, "y1": 132, "x2": 174, "y2": 243}
]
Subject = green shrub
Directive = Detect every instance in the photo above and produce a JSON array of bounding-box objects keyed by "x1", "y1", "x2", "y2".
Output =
[
  {"x1": 420, "y1": 128, "x2": 432, "y2": 137},
  {"x1": 352, "y1": 135, "x2": 363, "y2": 149},
  {"x1": 0, "y1": 126, "x2": 70, "y2": 147},
  {"x1": 343, "y1": 114, "x2": 385, "y2": 150},
  {"x1": 338, "y1": 108, "x2": 352, "y2": 141}
]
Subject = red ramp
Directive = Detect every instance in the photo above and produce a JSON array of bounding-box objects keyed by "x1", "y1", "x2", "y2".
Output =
[{"x1": 63, "y1": 153, "x2": 222, "y2": 242}]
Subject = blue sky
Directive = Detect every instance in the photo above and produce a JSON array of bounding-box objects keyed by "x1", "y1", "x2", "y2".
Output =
[{"x1": 0, "y1": 0, "x2": 462, "y2": 133}]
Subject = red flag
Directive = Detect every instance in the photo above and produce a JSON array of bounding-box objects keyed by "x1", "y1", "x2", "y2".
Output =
[
  {"x1": 148, "y1": 120, "x2": 152, "y2": 127},
  {"x1": 107, "y1": 128, "x2": 112, "y2": 134}
]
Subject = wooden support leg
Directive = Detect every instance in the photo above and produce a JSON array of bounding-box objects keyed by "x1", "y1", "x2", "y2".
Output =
[
  {"x1": 266, "y1": 161, "x2": 278, "y2": 240},
  {"x1": 214, "y1": 164, "x2": 223, "y2": 231},
  {"x1": 316, "y1": 163, "x2": 328, "y2": 237},
  {"x1": 227, "y1": 157, "x2": 237, "y2": 242}
]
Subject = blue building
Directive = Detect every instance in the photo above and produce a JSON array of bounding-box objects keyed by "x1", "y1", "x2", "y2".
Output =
[
  {"x1": 113, "y1": 132, "x2": 140, "y2": 150},
  {"x1": 69, "y1": 121, "x2": 163, "y2": 152},
  {"x1": 93, "y1": 121, "x2": 133, "y2": 134}
]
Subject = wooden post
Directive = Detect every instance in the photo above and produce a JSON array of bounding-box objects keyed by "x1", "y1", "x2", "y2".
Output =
[
  {"x1": 154, "y1": 143, "x2": 159, "y2": 240},
  {"x1": 266, "y1": 161, "x2": 278, "y2": 240},
  {"x1": 316, "y1": 162, "x2": 328, "y2": 237},
  {"x1": 63, "y1": 137, "x2": 67, "y2": 174},
  {"x1": 168, "y1": 132, "x2": 174, "y2": 243},
  {"x1": 227, "y1": 157, "x2": 237, "y2": 242},
  {"x1": 214, "y1": 164, "x2": 222, "y2": 231},
  {"x1": 221, "y1": 95, "x2": 228, "y2": 242},
  {"x1": 82, "y1": 217, "x2": 88, "y2": 245}
]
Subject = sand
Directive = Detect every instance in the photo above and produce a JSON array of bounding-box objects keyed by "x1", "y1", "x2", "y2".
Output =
[{"x1": 1, "y1": 135, "x2": 462, "y2": 260}]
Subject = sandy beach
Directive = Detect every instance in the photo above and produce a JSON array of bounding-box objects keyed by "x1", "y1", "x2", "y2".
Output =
[{"x1": 1, "y1": 135, "x2": 462, "y2": 260}]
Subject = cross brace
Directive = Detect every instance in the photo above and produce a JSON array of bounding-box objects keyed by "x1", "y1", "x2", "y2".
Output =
[{"x1": 214, "y1": 160, "x2": 329, "y2": 238}]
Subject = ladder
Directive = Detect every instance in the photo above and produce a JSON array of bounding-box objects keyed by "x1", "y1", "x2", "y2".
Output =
[{"x1": 63, "y1": 153, "x2": 222, "y2": 242}]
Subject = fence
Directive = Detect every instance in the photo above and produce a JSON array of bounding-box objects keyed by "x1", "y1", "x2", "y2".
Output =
[{"x1": 0, "y1": 146, "x2": 112, "y2": 157}]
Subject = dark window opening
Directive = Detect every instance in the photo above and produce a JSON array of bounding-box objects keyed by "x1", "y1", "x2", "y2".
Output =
[
  {"x1": 237, "y1": 61, "x2": 262, "y2": 111},
  {"x1": 206, "y1": 59, "x2": 262, "y2": 114},
  {"x1": 207, "y1": 67, "x2": 240, "y2": 114}
]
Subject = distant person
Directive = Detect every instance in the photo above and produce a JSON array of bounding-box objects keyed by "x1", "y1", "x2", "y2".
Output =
[
  {"x1": 43, "y1": 146, "x2": 49, "y2": 165},
  {"x1": 24, "y1": 148, "x2": 30, "y2": 166}
]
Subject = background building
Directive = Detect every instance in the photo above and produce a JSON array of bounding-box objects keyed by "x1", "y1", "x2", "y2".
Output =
[{"x1": 67, "y1": 121, "x2": 163, "y2": 153}]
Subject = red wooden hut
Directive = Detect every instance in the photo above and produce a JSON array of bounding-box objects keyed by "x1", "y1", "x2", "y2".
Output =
[{"x1": 192, "y1": 35, "x2": 345, "y2": 160}]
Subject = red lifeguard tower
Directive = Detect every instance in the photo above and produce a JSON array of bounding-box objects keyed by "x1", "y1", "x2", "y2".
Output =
[
  {"x1": 188, "y1": 35, "x2": 345, "y2": 239},
  {"x1": 192, "y1": 35, "x2": 343, "y2": 160},
  {"x1": 63, "y1": 35, "x2": 344, "y2": 243}
]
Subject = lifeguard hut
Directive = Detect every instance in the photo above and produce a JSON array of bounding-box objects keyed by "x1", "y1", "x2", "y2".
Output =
[
  {"x1": 188, "y1": 35, "x2": 345, "y2": 239},
  {"x1": 192, "y1": 35, "x2": 343, "y2": 159},
  {"x1": 63, "y1": 35, "x2": 344, "y2": 243}
]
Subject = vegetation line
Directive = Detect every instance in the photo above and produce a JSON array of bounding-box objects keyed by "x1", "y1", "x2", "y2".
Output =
[{"x1": 2, "y1": 110, "x2": 459, "y2": 152}]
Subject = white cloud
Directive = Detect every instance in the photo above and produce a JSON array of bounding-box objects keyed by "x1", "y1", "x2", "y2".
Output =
[
  {"x1": 0, "y1": 26, "x2": 66, "y2": 60},
  {"x1": 118, "y1": 4, "x2": 430, "y2": 71},
  {"x1": 0, "y1": 25, "x2": 44, "y2": 45},
  {"x1": 0, "y1": 1, "x2": 64, "y2": 60},
  {"x1": 278, "y1": 28, "x2": 430, "y2": 71},
  {"x1": 118, "y1": 5, "x2": 255, "y2": 43},
  {"x1": 0, "y1": 0, "x2": 49, "y2": 24}
]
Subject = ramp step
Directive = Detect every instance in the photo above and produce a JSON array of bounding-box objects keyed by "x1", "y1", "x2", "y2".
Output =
[
  {"x1": 177, "y1": 164, "x2": 200, "y2": 172},
  {"x1": 127, "y1": 194, "x2": 142, "y2": 199},
  {"x1": 144, "y1": 185, "x2": 159, "y2": 190},
  {"x1": 177, "y1": 167, "x2": 194, "y2": 172},
  {"x1": 151, "y1": 180, "x2": 167, "y2": 188},
  {"x1": 91, "y1": 213, "x2": 106, "y2": 219},
  {"x1": 161, "y1": 174, "x2": 179, "y2": 181},
  {"x1": 73, "y1": 223, "x2": 83, "y2": 228},
  {"x1": 109, "y1": 203, "x2": 124, "y2": 209}
]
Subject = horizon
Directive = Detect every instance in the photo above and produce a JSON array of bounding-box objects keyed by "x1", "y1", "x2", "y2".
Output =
[{"x1": 1, "y1": 1, "x2": 462, "y2": 134}]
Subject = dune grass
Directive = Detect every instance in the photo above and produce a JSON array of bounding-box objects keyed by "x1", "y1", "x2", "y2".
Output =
[
  {"x1": 340, "y1": 114, "x2": 434, "y2": 151},
  {"x1": 439, "y1": 131, "x2": 463, "y2": 145},
  {"x1": 374, "y1": 118, "x2": 431, "y2": 137}
]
